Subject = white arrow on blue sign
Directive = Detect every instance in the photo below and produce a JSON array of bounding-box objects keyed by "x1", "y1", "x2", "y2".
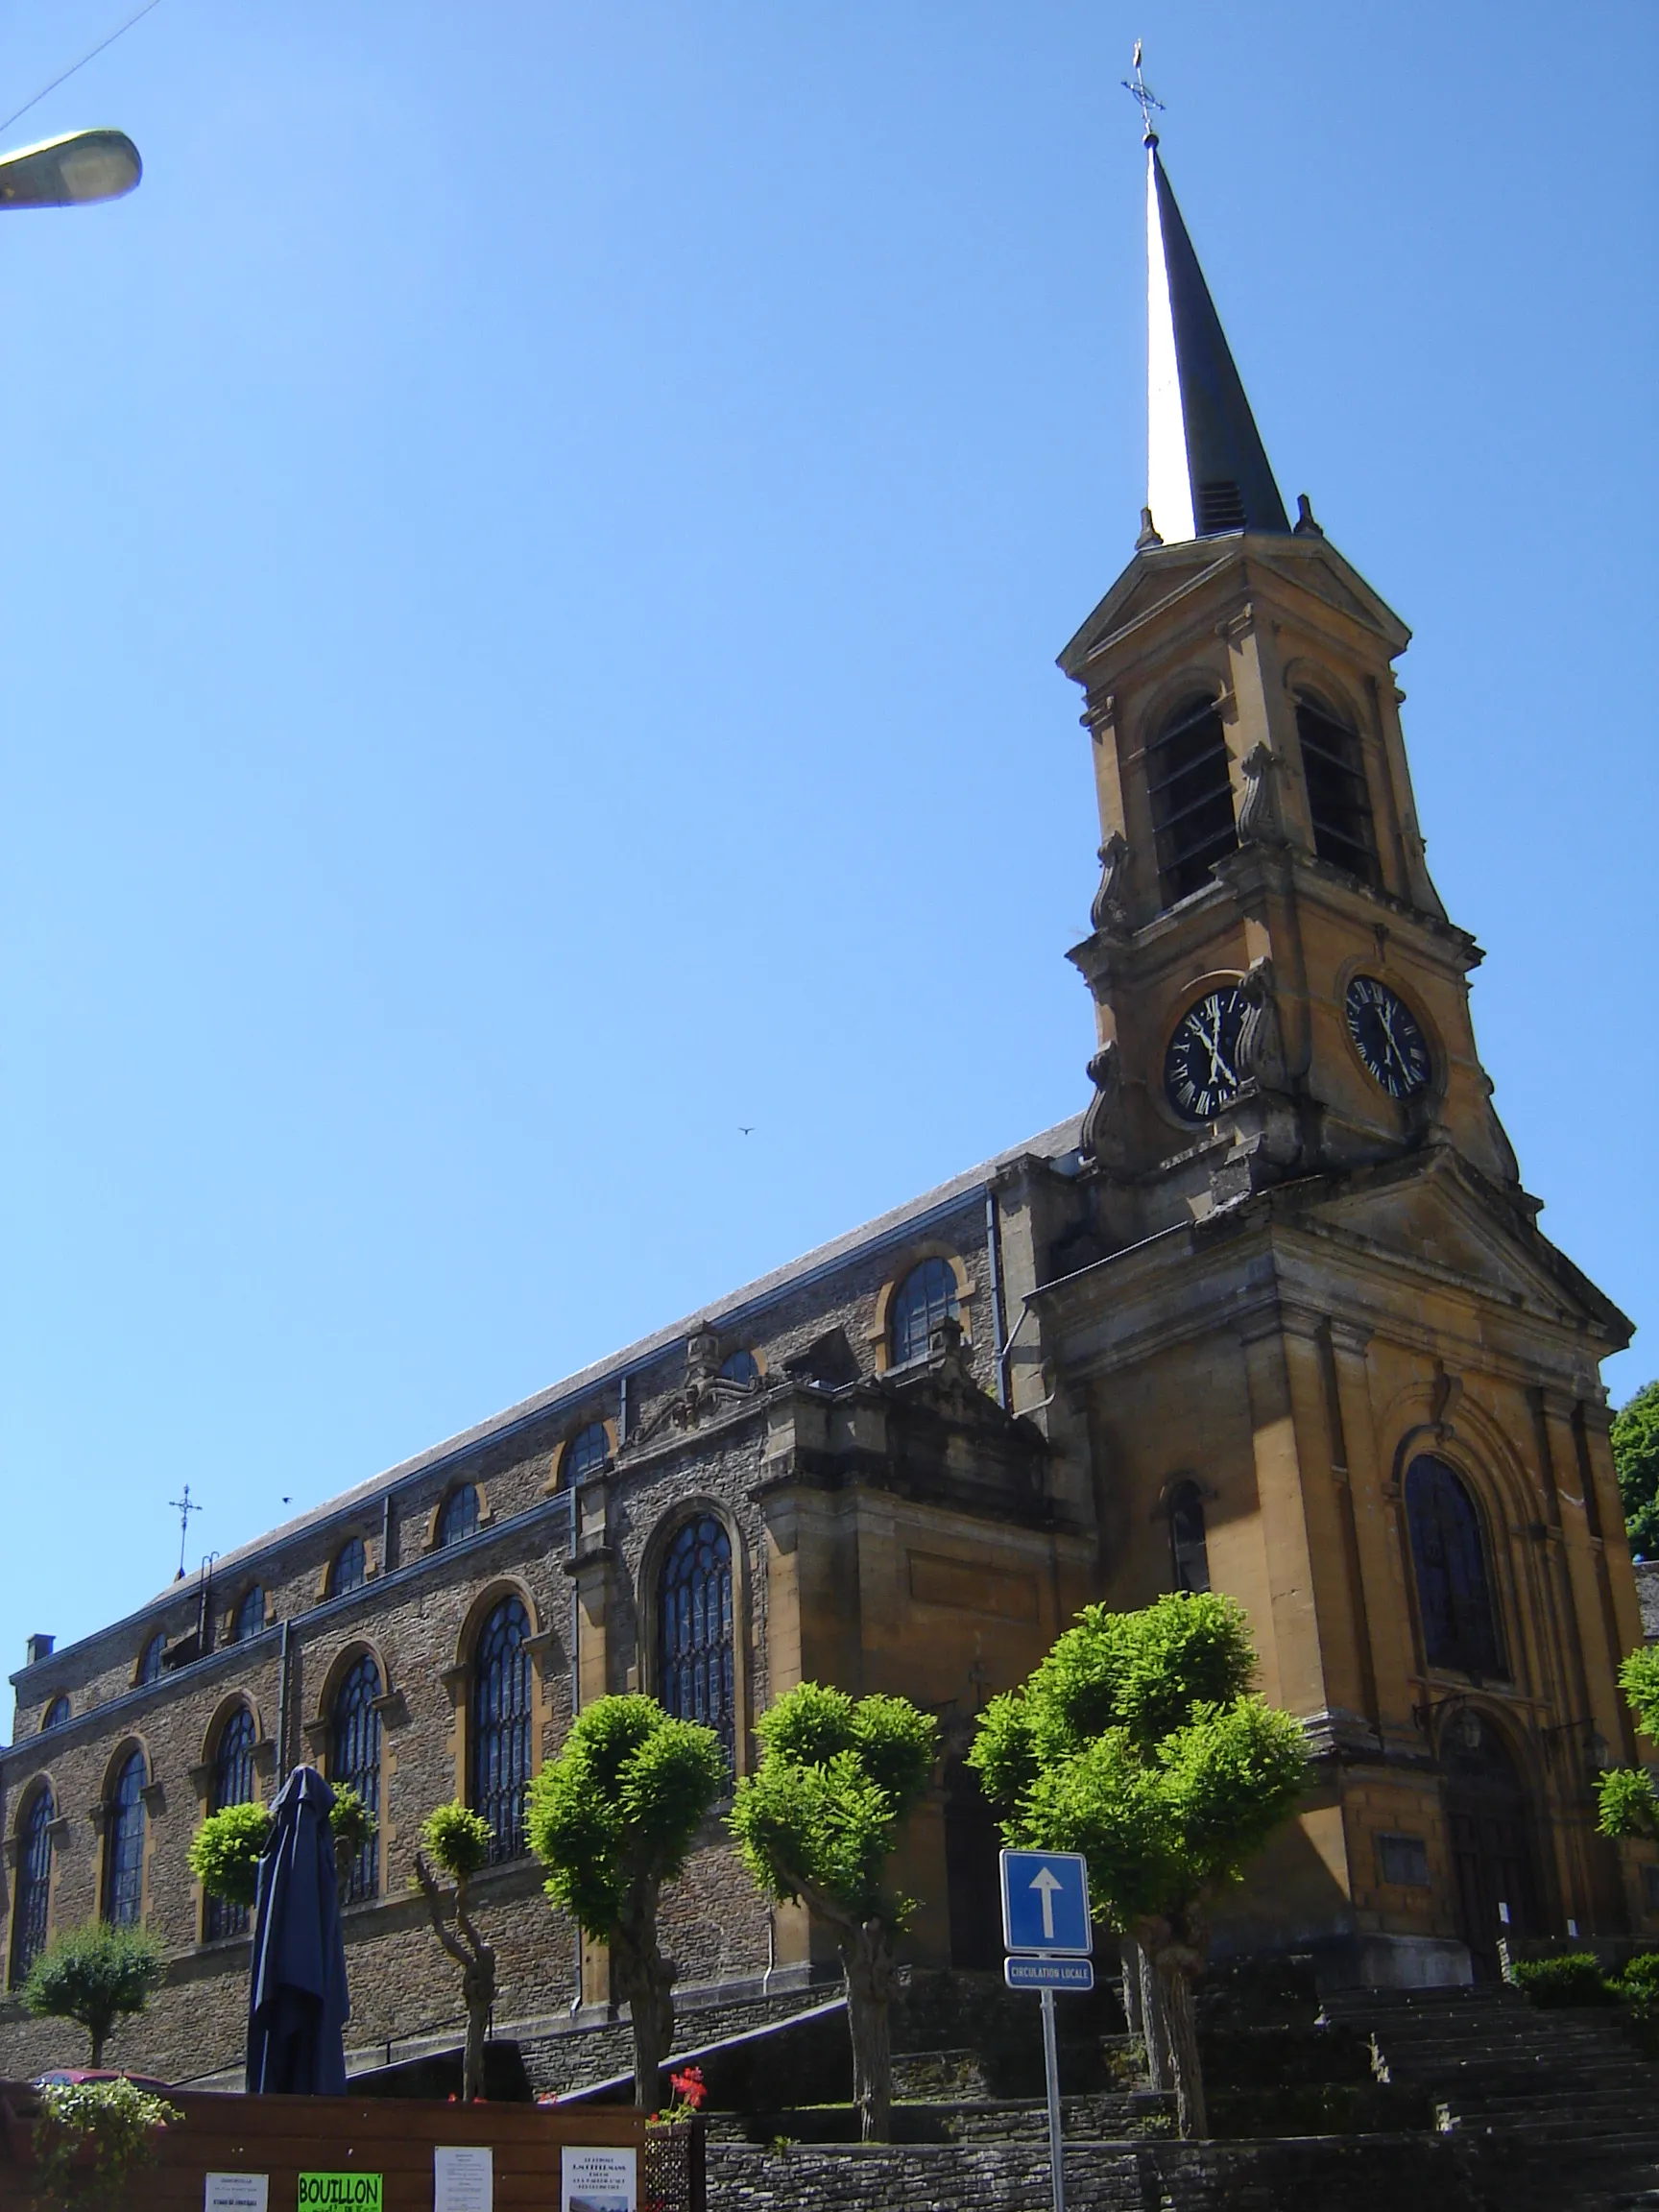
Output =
[{"x1": 998, "y1": 1848, "x2": 1092, "y2": 1956}]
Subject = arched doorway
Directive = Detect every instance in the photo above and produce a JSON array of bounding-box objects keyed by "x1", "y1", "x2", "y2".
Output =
[
  {"x1": 943, "y1": 1756, "x2": 1003, "y2": 1970},
  {"x1": 1439, "y1": 1708, "x2": 1538, "y2": 1980}
]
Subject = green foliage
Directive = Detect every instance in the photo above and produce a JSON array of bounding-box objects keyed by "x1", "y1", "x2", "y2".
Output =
[
  {"x1": 1613, "y1": 1379, "x2": 1659, "y2": 1556},
  {"x1": 1619, "y1": 1647, "x2": 1659, "y2": 1744},
  {"x1": 188, "y1": 1801, "x2": 273, "y2": 1907},
  {"x1": 22, "y1": 1923, "x2": 169, "y2": 2066},
  {"x1": 421, "y1": 1801, "x2": 493, "y2": 1882},
  {"x1": 729, "y1": 1683, "x2": 937, "y2": 1927},
  {"x1": 525, "y1": 1695, "x2": 725, "y2": 1939},
  {"x1": 1613, "y1": 1949, "x2": 1659, "y2": 1998},
  {"x1": 968, "y1": 1595, "x2": 1308, "y2": 1933},
  {"x1": 1511, "y1": 1952, "x2": 1618, "y2": 2008},
  {"x1": 328, "y1": 1783, "x2": 376, "y2": 1853},
  {"x1": 32, "y1": 2077, "x2": 180, "y2": 2207},
  {"x1": 1596, "y1": 1763, "x2": 1659, "y2": 1844}
]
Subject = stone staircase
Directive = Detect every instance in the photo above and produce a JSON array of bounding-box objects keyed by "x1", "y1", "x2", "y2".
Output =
[{"x1": 1321, "y1": 1984, "x2": 1659, "y2": 2207}]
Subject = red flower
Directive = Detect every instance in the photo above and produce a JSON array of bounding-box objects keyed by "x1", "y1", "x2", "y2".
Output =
[{"x1": 668, "y1": 2066, "x2": 707, "y2": 2111}]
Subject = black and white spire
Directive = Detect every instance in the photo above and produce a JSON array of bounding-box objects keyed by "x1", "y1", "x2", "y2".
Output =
[{"x1": 1144, "y1": 134, "x2": 1289, "y2": 542}]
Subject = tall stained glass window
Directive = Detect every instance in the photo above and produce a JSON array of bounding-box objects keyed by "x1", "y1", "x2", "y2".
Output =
[
  {"x1": 470, "y1": 1599, "x2": 532, "y2": 1863},
  {"x1": 10, "y1": 1788, "x2": 54, "y2": 1985},
  {"x1": 329, "y1": 1654, "x2": 381, "y2": 1902},
  {"x1": 659, "y1": 1516, "x2": 734, "y2": 1774},
  {"x1": 205, "y1": 1707, "x2": 258, "y2": 1941},
  {"x1": 1167, "y1": 1480, "x2": 1212, "y2": 1595},
  {"x1": 103, "y1": 1750, "x2": 147, "y2": 1927},
  {"x1": 1407, "y1": 1455, "x2": 1504, "y2": 1679}
]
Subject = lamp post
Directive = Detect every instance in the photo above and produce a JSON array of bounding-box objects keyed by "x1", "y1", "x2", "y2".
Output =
[{"x1": 0, "y1": 127, "x2": 140, "y2": 210}]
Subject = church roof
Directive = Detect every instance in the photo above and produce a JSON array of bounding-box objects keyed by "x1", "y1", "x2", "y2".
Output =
[
  {"x1": 121, "y1": 1110, "x2": 1085, "y2": 1614},
  {"x1": 1143, "y1": 134, "x2": 1289, "y2": 544}
]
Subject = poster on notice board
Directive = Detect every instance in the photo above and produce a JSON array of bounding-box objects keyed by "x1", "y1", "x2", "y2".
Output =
[{"x1": 560, "y1": 2145, "x2": 637, "y2": 2212}]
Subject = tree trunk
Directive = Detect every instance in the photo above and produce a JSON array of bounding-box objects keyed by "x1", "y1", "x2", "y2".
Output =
[
  {"x1": 462, "y1": 1982, "x2": 490, "y2": 2105},
  {"x1": 613, "y1": 1884, "x2": 675, "y2": 2111},
  {"x1": 1138, "y1": 1945, "x2": 1171, "y2": 2090},
  {"x1": 88, "y1": 2021, "x2": 107, "y2": 2068},
  {"x1": 1135, "y1": 1911, "x2": 1207, "y2": 2140},
  {"x1": 840, "y1": 1918, "x2": 896, "y2": 2144},
  {"x1": 1118, "y1": 1937, "x2": 1142, "y2": 2041}
]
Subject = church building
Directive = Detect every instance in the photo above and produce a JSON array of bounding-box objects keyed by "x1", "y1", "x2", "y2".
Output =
[{"x1": 2, "y1": 129, "x2": 1649, "y2": 2088}]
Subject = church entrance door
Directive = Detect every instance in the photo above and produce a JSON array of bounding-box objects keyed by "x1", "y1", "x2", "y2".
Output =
[
  {"x1": 944, "y1": 1758, "x2": 1004, "y2": 1970},
  {"x1": 1440, "y1": 1709, "x2": 1538, "y2": 1980}
]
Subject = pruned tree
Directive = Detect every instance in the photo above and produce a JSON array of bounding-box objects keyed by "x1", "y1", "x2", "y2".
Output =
[
  {"x1": 729, "y1": 1682, "x2": 937, "y2": 2144},
  {"x1": 968, "y1": 1594, "x2": 1307, "y2": 2140},
  {"x1": 525, "y1": 1695, "x2": 725, "y2": 2109},
  {"x1": 1613, "y1": 1382, "x2": 1659, "y2": 1557},
  {"x1": 22, "y1": 1921, "x2": 168, "y2": 2067},
  {"x1": 1597, "y1": 1647, "x2": 1659, "y2": 1843},
  {"x1": 190, "y1": 1778, "x2": 375, "y2": 1910},
  {"x1": 413, "y1": 1802, "x2": 497, "y2": 2104}
]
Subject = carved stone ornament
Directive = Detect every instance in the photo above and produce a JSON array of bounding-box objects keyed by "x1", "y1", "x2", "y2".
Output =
[
  {"x1": 1237, "y1": 743, "x2": 1287, "y2": 848},
  {"x1": 1079, "y1": 1041, "x2": 1126, "y2": 1166},
  {"x1": 1090, "y1": 832, "x2": 1131, "y2": 935},
  {"x1": 1236, "y1": 957, "x2": 1287, "y2": 1091}
]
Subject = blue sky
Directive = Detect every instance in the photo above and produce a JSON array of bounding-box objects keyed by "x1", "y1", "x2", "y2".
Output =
[{"x1": 2, "y1": 2, "x2": 1654, "y2": 1687}]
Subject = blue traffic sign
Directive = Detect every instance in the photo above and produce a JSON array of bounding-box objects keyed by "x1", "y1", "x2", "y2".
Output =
[
  {"x1": 999, "y1": 1848, "x2": 1092, "y2": 1956},
  {"x1": 1005, "y1": 1955, "x2": 1095, "y2": 1992}
]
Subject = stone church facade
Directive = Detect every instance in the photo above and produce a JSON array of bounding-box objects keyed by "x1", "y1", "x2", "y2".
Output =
[{"x1": 2, "y1": 134, "x2": 1651, "y2": 2086}]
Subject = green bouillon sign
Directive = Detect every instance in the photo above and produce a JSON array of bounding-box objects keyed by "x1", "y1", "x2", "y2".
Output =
[{"x1": 298, "y1": 2178, "x2": 383, "y2": 2210}]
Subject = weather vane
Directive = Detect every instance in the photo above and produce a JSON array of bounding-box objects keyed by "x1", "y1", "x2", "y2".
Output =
[
  {"x1": 168, "y1": 1482, "x2": 203, "y2": 1580},
  {"x1": 1121, "y1": 40, "x2": 1166, "y2": 141}
]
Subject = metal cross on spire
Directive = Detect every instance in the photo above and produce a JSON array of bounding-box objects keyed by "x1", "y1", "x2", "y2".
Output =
[
  {"x1": 167, "y1": 1482, "x2": 203, "y2": 1580},
  {"x1": 1120, "y1": 40, "x2": 1166, "y2": 143}
]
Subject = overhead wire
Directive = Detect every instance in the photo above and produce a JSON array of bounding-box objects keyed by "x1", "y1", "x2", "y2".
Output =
[{"x1": 0, "y1": 0, "x2": 165, "y2": 142}]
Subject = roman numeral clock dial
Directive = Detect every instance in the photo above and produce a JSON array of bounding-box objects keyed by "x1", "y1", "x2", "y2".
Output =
[
  {"x1": 1344, "y1": 974, "x2": 1431, "y2": 1099},
  {"x1": 1164, "y1": 985, "x2": 1250, "y2": 1123}
]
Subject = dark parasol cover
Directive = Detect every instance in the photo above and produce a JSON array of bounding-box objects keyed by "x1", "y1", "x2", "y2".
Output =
[{"x1": 246, "y1": 1766, "x2": 350, "y2": 2094}]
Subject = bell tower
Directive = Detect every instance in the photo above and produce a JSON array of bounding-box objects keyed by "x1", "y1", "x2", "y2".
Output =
[{"x1": 1061, "y1": 131, "x2": 1520, "y2": 1224}]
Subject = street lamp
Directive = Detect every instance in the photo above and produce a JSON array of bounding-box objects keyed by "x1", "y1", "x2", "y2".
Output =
[{"x1": 0, "y1": 127, "x2": 140, "y2": 210}]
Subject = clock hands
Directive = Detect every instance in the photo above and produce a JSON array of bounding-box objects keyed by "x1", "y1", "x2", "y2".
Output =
[{"x1": 1193, "y1": 1000, "x2": 1238, "y2": 1090}]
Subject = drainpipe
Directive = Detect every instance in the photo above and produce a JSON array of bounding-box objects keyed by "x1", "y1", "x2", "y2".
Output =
[
  {"x1": 276, "y1": 1620, "x2": 293, "y2": 1777},
  {"x1": 617, "y1": 1373, "x2": 629, "y2": 1450},
  {"x1": 985, "y1": 1189, "x2": 1009, "y2": 1409}
]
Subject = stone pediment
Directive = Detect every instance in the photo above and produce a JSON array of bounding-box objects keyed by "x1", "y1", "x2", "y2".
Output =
[
  {"x1": 1295, "y1": 1149, "x2": 1631, "y2": 1345},
  {"x1": 1058, "y1": 531, "x2": 1409, "y2": 681}
]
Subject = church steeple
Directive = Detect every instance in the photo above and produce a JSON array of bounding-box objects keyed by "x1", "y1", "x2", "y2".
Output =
[{"x1": 1143, "y1": 134, "x2": 1289, "y2": 543}]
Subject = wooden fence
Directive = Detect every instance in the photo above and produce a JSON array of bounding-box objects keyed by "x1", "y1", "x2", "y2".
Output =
[{"x1": 0, "y1": 2084, "x2": 665, "y2": 2212}]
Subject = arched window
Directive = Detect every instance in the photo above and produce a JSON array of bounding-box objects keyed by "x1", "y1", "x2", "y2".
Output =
[
  {"x1": 436, "y1": 1485, "x2": 480, "y2": 1548},
  {"x1": 1147, "y1": 694, "x2": 1237, "y2": 905},
  {"x1": 328, "y1": 1539, "x2": 367, "y2": 1597},
  {"x1": 1295, "y1": 696, "x2": 1379, "y2": 888},
  {"x1": 329, "y1": 1655, "x2": 381, "y2": 1902},
  {"x1": 10, "y1": 1788, "x2": 54, "y2": 1986},
  {"x1": 1167, "y1": 1481, "x2": 1212, "y2": 1596},
  {"x1": 136, "y1": 1633, "x2": 165, "y2": 1687},
  {"x1": 889, "y1": 1259, "x2": 960, "y2": 1368},
  {"x1": 719, "y1": 1350, "x2": 759, "y2": 1388},
  {"x1": 470, "y1": 1599, "x2": 532, "y2": 1863},
  {"x1": 1406, "y1": 1455, "x2": 1504, "y2": 1679},
  {"x1": 659, "y1": 1516, "x2": 735, "y2": 1774},
  {"x1": 563, "y1": 1423, "x2": 609, "y2": 1487},
  {"x1": 40, "y1": 1696, "x2": 70, "y2": 1733},
  {"x1": 231, "y1": 1586, "x2": 265, "y2": 1642},
  {"x1": 103, "y1": 1750, "x2": 146, "y2": 1926},
  {"x1": 205, "y1": 1708, "x2": 258, "y2": 1941}
]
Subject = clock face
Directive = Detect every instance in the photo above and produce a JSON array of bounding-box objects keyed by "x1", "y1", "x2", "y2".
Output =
[
  {"x1": 1164, "y1": 985, "x2": 1250, "y2": 1122},
  {"x1": 1345, "y1": 974, "x2": 1431, "y2": 1098}
]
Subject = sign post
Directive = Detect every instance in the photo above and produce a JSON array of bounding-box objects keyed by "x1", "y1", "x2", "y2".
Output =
[{"x1": 999, "y1": 1849, "x2": 1093, "y2": 2212}]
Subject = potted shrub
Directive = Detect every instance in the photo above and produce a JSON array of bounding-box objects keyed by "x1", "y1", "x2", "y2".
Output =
[{"x1": 28, "y1": 2077, "x2": 180, "y2": 2207}]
